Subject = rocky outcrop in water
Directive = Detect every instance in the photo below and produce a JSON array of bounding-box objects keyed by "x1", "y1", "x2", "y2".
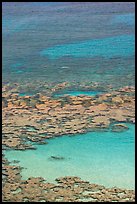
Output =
[{"x1": 50, "y1": 156, "x2": 65, "y2": 160}]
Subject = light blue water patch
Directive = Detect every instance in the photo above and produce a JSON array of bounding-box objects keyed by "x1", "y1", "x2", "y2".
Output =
[
  {"x1": 112, "y1": 13, "x2": 135, "y2": 25},
  {"x1": 16, "y1": 70, "x2": 24, "y2": 74},
  {"x1": 40, "y1": 35, "x2": 135, "y2": 59},
  {"x1": 10, "y1": 63, "x2": 33, "y2": 75},
  {"x1": 2, "y1": 17, "x2": 33, "y2": 34},
  {"x1": 53, "y1": 90, "x2": 103, "y2": 97},
  {"x1": 11, "y1": 63, "x2": 23, "y2": 68},
  {"x1": 22, "y1": 126, "x2": 38, "y2": 132},
  {"x1": 2, "y1": 15, "x2": 41, "y2": 34},
  {"x1": 19, "y1": 93, "x2": 34, "y2": 97},
  {"x1": 5, "y1": 123, "x2": 135, "y2": 189},
  {"x1": 10, "y1": 63, "x2": 25, "y2": 73}
]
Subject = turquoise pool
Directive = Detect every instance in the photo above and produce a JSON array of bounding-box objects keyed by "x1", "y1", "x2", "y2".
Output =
[{"x1": 5, "y1": 123, "x2": 135, "y2": 190}]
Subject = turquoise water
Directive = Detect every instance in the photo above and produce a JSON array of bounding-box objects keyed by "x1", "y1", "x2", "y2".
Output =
[
  {"x1": 2, "y1": 2, "x2": 135, "y2": 193},
  {"x1": 5, "y1": 123, "x2": 135, "y2": 189},
  {"x1": 40, "y1": 35, "x2": 134, "y2": 60},
  {"x1": 53, "y1": 90, "x2": 103, "y2": 97}
]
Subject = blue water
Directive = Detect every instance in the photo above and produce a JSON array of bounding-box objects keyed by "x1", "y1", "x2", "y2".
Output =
[
  {"x1": 19, "y1": 93, "x2": 34, "y2": 97},
  {"x1": 5, "y1": 123, "x2": 135, "y2": 189},
  {"x1": 2, "y1": 2, "x2": 135, "y2": 191},
  {"x1": 53, "y1": 90, "x2": 103, "y2": 97},
  {"x1": 2, "y1": 2, "x2": 135, "y2": 88},
  {"x1": 40, "y1": 35, "x2": 135, "y2": 59},
  {"x1": 112, "y1": 13, "x2": 135, "y2": 25}
]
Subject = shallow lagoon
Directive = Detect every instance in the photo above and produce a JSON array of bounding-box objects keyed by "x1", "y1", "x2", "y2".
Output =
[
  {"x1": 5, "y1": 123, "x2": 135, "y2": 190},
  {"x1": 53, "y1": 90, "x2": 103, "y2": 97}
]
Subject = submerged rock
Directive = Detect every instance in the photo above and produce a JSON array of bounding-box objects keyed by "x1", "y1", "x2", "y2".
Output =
[
  {"x1": 50, "y1": 156, "x2": 65, "y2": 160},
  {"x1": 111, "y1": 123, "x2": 129, "y2": 132}
]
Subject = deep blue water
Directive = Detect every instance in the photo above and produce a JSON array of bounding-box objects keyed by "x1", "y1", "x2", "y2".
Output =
[{"x1": 2, "y1": 2, "x2": 135, "y2": 88}]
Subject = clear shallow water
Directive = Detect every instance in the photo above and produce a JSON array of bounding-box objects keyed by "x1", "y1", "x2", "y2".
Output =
[
  {"x1": 5, "y1": 123, "x2": 135, "y2": 189},
  {"x1": 2, "y1": 2, "x2": 135, "y2": 88},
  {"x1": 2, "y1": 2, "x2": 135, "y2": 192},
  {"x1": 53, "y1": 90, "x2": 103, "y2": 97},
  {"x1": 19, "y1": 93, "x2": 34, "y2": 97}
]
